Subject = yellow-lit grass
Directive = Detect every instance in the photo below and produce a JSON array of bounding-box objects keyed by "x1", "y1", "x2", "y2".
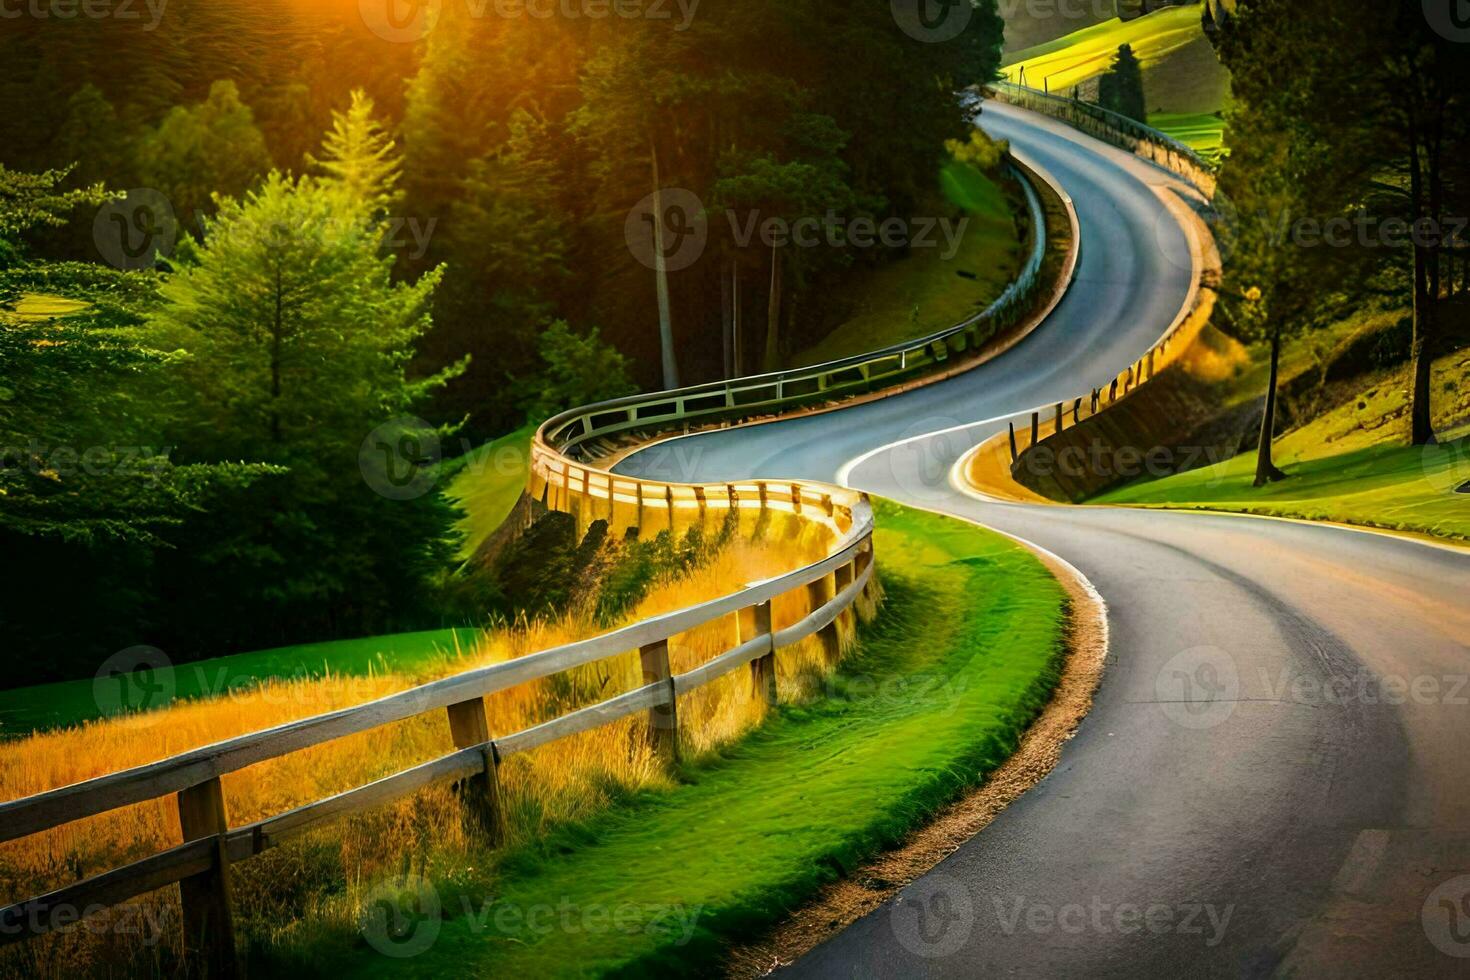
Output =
[{"x1": 0, "y1": 510, "x2": 872, "y2": 976}]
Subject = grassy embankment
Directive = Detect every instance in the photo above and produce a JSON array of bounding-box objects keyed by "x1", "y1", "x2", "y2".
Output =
[
  {"x1": 1092, "y1": 301, "x2": 1470, "y2": 542},
  {"x1": 787, "y1": 159, "x2": 1020, "y2": 366},
  {"x1": 329, "y1": 500, "x2": 1068, "y2": 978},
  {"x1": 1001, "y1": 6, "x2": 1231, "y2": 162},
  {"x1": 1096, "y1": 344, "x2": 1470, "y2": 542}
]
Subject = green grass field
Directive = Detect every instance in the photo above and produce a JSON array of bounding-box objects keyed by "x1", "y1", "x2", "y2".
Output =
[
  {"x1": 330, "y1": 499, "x2": 1068, "y2": 978},
  {"x1": 0, "y1": 628, "x2": 480, "y2": 736},
  {"x1": 1002, "y1": 7, "x2": 1205, "y2": 92},
  {"x1": 443, "y1": 423, "x2": 536, "y2": 561},
  {"x1": 1097, "y1": 436, "x2": 1470, "y2": 543},
  {"x1": 1003, "y1": 7, "x2": 1231, "y2": 161},
  {"x1": 789, "y1": 161, "x2": 1019, "y2": 367},
  {"x1": 1150, "y1": 110, "x2": 1227, "y2": 162},
  {"x1": 1097, "y1": 345, "x2": 1470, "y2": 542}
]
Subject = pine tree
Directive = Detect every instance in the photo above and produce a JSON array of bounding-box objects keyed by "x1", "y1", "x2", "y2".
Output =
[
  {"x1": 1098, "y1": 44, "x2": 1147, "y2": 123},
  {"x1": 146, "y1": 171, "x2": 463, "y2": 640},
  {"x1": 308, "y1": 89, "x2": 402, "y2": 214}
]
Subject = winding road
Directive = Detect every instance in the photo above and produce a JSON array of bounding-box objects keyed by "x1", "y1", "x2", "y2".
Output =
[{"x1": 617, "y1": 102, "x2": 1470, "y2": 977}]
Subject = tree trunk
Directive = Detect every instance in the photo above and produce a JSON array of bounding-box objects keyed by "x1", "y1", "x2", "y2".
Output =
[
  {"x1": 763, "y1": 241, "x2": 782, "y2": 373},
  {"x1": 721, "y1": 258, "x2": 733, "y2": 379},
  {"x1": 649, "y1": 138, "x2": 680, "y2": 390},
  {"x1": 1407, "y1": 119, "x2": 1435, "y2": 445},
  {"x1": 732, "y1": 261, "x2": 742, "y2": 376},
  {"x1": 1253, "y1": 326, "x2": 1287, "y2": 487},
  {"x1": 270, "y1": 262, "x2": 283, "y2": 445},
  {"x1": 1410, "y1": 244, "x2": 1436, "y2": 445}
]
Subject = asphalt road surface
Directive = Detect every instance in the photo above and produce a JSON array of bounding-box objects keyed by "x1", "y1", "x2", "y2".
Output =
[{"x1": 617, "y1": 102, "x2": 1470, "y2": 977}]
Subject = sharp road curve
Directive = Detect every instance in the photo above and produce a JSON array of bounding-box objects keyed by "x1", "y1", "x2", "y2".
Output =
[{"x1": 618, "y1": 102, "x2": 1470, "y2": 977}]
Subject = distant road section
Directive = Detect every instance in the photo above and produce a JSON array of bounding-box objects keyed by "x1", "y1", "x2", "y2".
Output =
[{"x1": 618, "y1": 100, "x2": 1470, "y2": 977}]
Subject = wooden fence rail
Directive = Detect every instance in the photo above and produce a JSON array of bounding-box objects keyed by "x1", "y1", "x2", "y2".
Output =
[{"x1": 0, "y1": 465, "x2": 874, "y2": 976}]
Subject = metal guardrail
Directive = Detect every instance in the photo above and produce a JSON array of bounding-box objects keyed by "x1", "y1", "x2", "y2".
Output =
[
  {"x1": 986, "y1": 81, "x2": 1218, "y2": 196},
  {"x1": 0, "y1": 148, "x2": 1060, "y2": 972},
  {"x1": 536, "y1": 154, "x2": 1050, "y2": 466},
  {"x1": 953, "y1": 101, "x2": 1222, "y2": 497}
]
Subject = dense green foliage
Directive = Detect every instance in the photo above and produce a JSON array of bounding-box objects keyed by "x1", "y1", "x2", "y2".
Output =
[
  {"x1": 1213, "y1": 0, "x2": 1469, "y2": 450},
  {"x1": 0, "y1": 2, "x2": 1009, "y2": 684},
  {"x1": 0, "y1": 106, "x2": 469, "y2": 681},
  {"x1": 1, "y1": 0, "x2": 1006, "y2": 437}
]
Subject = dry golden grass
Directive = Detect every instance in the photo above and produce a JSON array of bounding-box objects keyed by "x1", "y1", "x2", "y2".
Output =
[{"x1": 0, "y1": 510, "x2": 868, "y2": 977}]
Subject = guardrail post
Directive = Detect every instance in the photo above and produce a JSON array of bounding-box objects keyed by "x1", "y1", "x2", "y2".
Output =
[
  {"x1": 1091, "y1": 388, "x2": 1100, "y2": 414},
  {"x1": 665, "y1": 485, "x2": 676, "y2": 533},
  {"x1": 1109, "y1": 379, "x2": 1118, "y2": 403},
  {"x1": 446, "y1": 697, "x2": 505, "y2": 847},
  {"x1": 571, "y1": 467, "x2": 587, "y2": 536},
  {"x1": 854, "y1": 540, "x2": 876, "y2": 603},
  {"x1": 834, "y1": 560, "x2": 855, "y2": 633},
  {"x1": 743, "y1": 599, "x2": 777, "y2": 706},
  {"x1": 1072, "y1": 397, "x2": 1082, "y2": 424},
  {"x1": 807, "y1": 573, "x2": 840, "y2": 663},
  {"x1": 790, "y1": 482, "x2": 802, "y2": 514},
  {"x1": 1147, "y1": 348, "x2": 1156, "y2": 378},
  {"x1": 1054, "y1": 402, "x2": 1063, "y2": 434},
  {"x1": 1029, "y1": 412, "x2": 1039, "y2": 445},
  {"x1": 639, "y1": 640, "x2": 678, "y2": 762},
  {"x1": 1008, "y1": 422, "x2": 1018, "y2": 462},
  {"x1": 177, "y1": 777, "x2": 239, "y2": 979}
]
